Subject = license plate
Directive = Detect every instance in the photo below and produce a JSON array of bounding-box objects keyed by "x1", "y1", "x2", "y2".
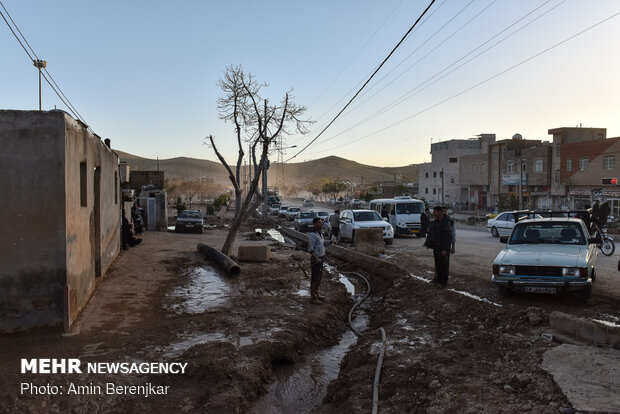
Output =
[{"x1": 523, "y1": 286, "x2": 556, "y2": 294}]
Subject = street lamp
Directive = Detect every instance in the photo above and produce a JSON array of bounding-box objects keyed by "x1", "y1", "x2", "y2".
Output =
[{"x1": 33, "y1": 59, "x2": 47, "y2": 111}]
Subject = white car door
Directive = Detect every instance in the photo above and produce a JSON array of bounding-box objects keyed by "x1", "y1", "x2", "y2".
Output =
[
  {"x1": 499, "y1": 213, "x2": 516, "y2": 237},
  {"x1": 340, "y1": 212, "x2": 352, "y2": 239}
]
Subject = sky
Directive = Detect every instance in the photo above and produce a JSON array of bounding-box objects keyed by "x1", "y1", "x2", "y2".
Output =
[{"x1": 1, "y1": 0, "x2": 619, "y2": 167}]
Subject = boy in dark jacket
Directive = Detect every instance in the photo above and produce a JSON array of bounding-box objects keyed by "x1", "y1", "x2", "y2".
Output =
[{"x1": 428, "y1": 206, "x2": 452, "y2": 287}]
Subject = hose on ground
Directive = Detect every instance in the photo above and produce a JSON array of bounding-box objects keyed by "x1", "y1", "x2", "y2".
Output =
[{"x1": 330, "y1": 266, "x2": 387, "y2": 414}]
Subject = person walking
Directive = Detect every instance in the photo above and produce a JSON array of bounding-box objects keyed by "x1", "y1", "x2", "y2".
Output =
[
  {"x1": 426, "y1": 206, "x2": 452, "y2": 287},
  {"x1": 329, "y1": 210, "x2": 340, "y2": 241},
  {"x1": 308, "y1": 217, "x2": 330, "y2": 304}
]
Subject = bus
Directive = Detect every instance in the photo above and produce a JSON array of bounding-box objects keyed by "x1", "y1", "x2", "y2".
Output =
[{"x1": 369, "y1": 196, "x2": 425, "y2": 237}]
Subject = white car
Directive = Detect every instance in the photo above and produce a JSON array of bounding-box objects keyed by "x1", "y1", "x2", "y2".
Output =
[
  {"x1": 492, "y1": 217, "x2": 598, "y2": 301},
  {"x1": 278, "y1": 205, "x2": 290, "y2": 218},
  {"x1": 285, "y1": 207, "x2": 302, "y2": 220},
  {"x1": 339, "y1": 209, "x2": 394, "y2": 245},
  {"x1": 487, "y1": 211, "x2": 541, "y2": 238},
  {"x1": 269, "y1": 204, "x2": 281, "y2": 215}
]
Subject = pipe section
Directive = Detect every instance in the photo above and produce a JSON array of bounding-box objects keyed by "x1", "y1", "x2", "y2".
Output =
[{"x1": 196, "y1": 243, "x2": 241, "y2": 277}]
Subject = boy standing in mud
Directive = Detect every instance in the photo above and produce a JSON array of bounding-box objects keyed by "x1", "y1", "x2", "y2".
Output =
[
  {"x1": 427, "y1": 206, "x2": 452, "y2": 288},
  {"x1": 308, "y1": 217, "x2": 330, "y2": 304}
]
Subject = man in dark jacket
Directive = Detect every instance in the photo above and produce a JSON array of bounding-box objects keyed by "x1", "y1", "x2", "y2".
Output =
[
  {"x1": 420, "y1": 207, "x2": 430, "y2": 238},
  {"x1": 428, "y1": 206, "x2": 452, "y2": 287}
]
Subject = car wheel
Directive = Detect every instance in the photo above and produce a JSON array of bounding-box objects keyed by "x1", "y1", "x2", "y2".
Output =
[
  {"x1": 491, "y1": 227, "x2": 499, "y2": 238},
  {"x1": 198, "y1": 227, "x2": 203, "y2": 234},
  {"x1": 384, "y1": 238, "x2": 393, "y2": 245},
  {"x1": 175, "y1": 226, "x2": 180, "y2": 233},
  {"x1": 582, "y1": 285, "x2": 592, "y2": 304},
  {"x1": 351, "y1": 230, "x2": 356, "y2": 244}
]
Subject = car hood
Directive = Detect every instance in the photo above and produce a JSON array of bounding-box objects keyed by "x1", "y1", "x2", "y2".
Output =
[
  {"x1": 494, "y1": 244, "x2": 587, "y2": 267},
  {"x1": 353, "y1": 221, "x2": 390, "y2": 229}
]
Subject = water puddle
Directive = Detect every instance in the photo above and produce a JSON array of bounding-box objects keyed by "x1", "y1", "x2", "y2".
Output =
[
  {"x1": 167, "y1": 225, "x2": 175, "y2": 231},
  {"x1": 165, "y1": 266, "x2": 230, "y2": 314},
  {"x1": 409, "y1": 274, "x2": 502, "y2": 307},
  {"x1": 158, "y1": 328, "x2": 283, "y2": 359},
  {"x1": 295, "y1": 289, "x2": 311, "y2": 297},
  {"x1": 252, "y1": 314, "x2": 368, "y2": 414},
  {"x1": 324, "y1": 264, "x2": 357, "y2": 295},
  {"x1": 255, "y1": 228, "x2": 288, "y2": 244}
]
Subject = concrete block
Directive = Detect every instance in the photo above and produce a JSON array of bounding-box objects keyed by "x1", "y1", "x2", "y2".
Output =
[
  {"x1": 550, "y1": 311, "x2": 620, "y2": 348},
  {"x1": 237, "y1": 245, "x2": 272, "y2": 262},
  {"x1": 354, "y1": 228, "x2": 384, "y2": 256}
]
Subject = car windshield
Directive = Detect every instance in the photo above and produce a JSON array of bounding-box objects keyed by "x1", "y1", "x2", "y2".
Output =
[
  {"x1": 180, "y1": 210, "x2": 201, "y2": 218},
  {"x1": 316, "y1": 211, "x2": 328, "y2": 217},
  {"x1": 395, "y1": 202, "x2": 424, "y2": 214},
  {"x1": 300, "y1": 212, "x2": 314, "y2": 219},
  {"x1": 353, "y1": 211, "x2": 383, "y2": 222},
  {"x1": 289, "y1": 208, "x2": 301, "y2": 212},
  {"x1": 509, "y1": 222, "x2": 585, "y2": 245},
  {"x1": 280, "y1": 206, "x2": 289, "y2": 210}
]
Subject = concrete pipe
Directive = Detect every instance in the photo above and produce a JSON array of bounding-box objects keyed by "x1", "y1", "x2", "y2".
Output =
[{"x1": 196, "y1": 243, "x2": 241, "y2": 277}]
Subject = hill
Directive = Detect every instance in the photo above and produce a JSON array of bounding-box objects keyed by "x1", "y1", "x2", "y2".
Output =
[{"x1": 114, "y1": 151, "x2": 419, "y2": 188}]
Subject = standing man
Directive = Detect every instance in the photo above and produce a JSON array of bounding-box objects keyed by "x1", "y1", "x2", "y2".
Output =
[
  {"x1": 442, "y1": 206, "x2": 456, "y2": 254},
  {"x1": 308, "y1": 217, "x2": 330, "y2": 304},
  {"x1": 329, "y1": 209, "x2": 340, "y2": 241},
  {"x1": 420, "y1": 207, "x2": 430, "y2": 238},
  {"x1": 429, "y1": 206, "x2": 452, "y2": 287}
]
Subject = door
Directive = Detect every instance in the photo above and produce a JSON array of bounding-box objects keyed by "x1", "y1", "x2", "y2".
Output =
[{"x1": 340, "y1": 212, "x2": 352, "y2": 239}]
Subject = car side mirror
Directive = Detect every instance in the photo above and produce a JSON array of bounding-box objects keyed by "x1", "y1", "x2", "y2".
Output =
[
  {"x1": 383, "y1": 217, "x2": 388, "y2": 221},
  {"x1": 499, "y1": 236, "x2": 508, "y2": 244}
]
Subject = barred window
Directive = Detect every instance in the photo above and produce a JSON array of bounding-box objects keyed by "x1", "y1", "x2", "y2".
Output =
[
  {"x1": 578, "y1": 158, "x2": 589, "y2": 171},
  {"x1": 566, "y1": 159, "x2": 572, "y2": 172},
  {"x1": 603, "y1": 155, "x2": 616, "y2": 170}
]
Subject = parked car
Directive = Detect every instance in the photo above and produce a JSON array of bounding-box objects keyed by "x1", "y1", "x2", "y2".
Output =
[
  {"x1": 487, "y1": 211, "x2": 541, "y2": 238},
  {"x1": 285, "y1": 207, "x2": 302, "y2": 220},
  {"x1": 175, "y1": 210, "x2": 204, "y2": 233},
  {"x1": 279, "y1": 205, "x2": 290, "y2": 218},
  {"x1": 492, "y1": 217, "x2": 599, "y2": 301},
  {"x1": 294, "y1": 210, "x2": 317, "y2": 232},
  {"x1": 339, "y1": 209, "x2": 394, "y2": 245},
  {"x1": 302, "y1": 200, "x2": 314, "y2": 208},
  {"x1": 323, "y1": 213, "x2": 337, "y2": 238},
  {"x1": 270, "y1": 204, "x2": 281, "y2": 215},
  {"x1": 314, "y1": 210, "x2": 329, "y2": 223}
]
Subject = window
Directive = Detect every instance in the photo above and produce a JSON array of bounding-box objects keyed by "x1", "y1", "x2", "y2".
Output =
[
  {"x1": 80, "y1": 161, "x2": 87, "y2": 207},
  {"x1": 604, "y1": 155, "x2": 616, "y2": 170},
  {"x1": 425, "y1": 187, "x2": 428, "y2": 194},
  {"x1": 578, "y1": 158, "x2": 589, "y2": 171},
  {"x1": 425, "y1": 172, "x2": 429, "y2": 178},
  {"x1": 507, "y1": 161, "x2": 514, "y2": 173},
  {"x1": 521, "y1": 161, "x2": 527, "y2": 172},
  {"x1": 566, "y1": 158, "x2": 572, "y2": 172},
  {"x1": 535, "y1": 159, "x2": 543, "y2": 172},
  {"x1": 492, "y1": 170, "x2": 498, "y2": 184},
  {"x1": 481, "y1": 163, "x2": 487, "y2": 174},
  {"x1": 433, "y1": 188, "x2": 436, "y2": 195},
  {"x1": 433, "y1": 172, "x2": 437, "y2": 178},
  {"x1": 554, "y1": 169, "x2": 560, "y2": 184},
  {"x1": 472, "y1": 163, "x2": 477, "y2": 175},
  {"x1": 450, "y1": 177, "x2": 455, "y2": 184},
  {"x1": 449, "y1": 157, "x2": 458, "y2": 163}
]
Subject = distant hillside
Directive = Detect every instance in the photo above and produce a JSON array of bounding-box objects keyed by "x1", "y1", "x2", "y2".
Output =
[{"x1": 115, "y1": 151, "x2": 419, "y2": 188}]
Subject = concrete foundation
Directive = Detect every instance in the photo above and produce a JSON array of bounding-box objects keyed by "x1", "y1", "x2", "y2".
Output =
[
  {"x1": 237, "y1": 245, "x2": 272, "y2": 262},
  {"x1": 353, "y1": 228, "x2": 384, "y2": 256},
  {"x1": 550, "y1": 311, "x2": 620, "y2": 349}
]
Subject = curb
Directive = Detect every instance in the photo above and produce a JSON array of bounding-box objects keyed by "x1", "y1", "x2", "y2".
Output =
[{"x1": 549, "y1": 311, "x2": 620, "y2": 349}]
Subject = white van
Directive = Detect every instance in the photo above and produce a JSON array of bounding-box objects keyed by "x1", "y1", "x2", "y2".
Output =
[{"x1": 369, "y1": 196, "x2": 425, "y2": 237}]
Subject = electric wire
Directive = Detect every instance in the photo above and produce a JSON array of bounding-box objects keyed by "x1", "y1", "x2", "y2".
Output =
[
  {"x1": 306, "y1": 0, "x2": 445, "y2": 132},
  {"x1": 304, "y1": 8, "x2": 620, "y2": 156},
  {"x1": 0, "y1": 1, "x2": 92, "y2": 132},
  {"x1": 288, "y1": 0, "x2": 437, "y2": 161},
  {"x1": 306, "y1": 0, "x2": 562, "y2": 152}
]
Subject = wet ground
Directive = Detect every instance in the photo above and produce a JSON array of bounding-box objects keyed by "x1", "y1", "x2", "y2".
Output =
[{"x1": 2, "y1": 214, "x2": 619, "y2": 413}]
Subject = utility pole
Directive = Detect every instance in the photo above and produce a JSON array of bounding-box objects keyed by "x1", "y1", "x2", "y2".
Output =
[{"x1": 34, "y1": 59, "x2": 47, "y2": 111}]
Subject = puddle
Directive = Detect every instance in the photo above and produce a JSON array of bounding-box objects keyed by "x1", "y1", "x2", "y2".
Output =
[
  {"x1": 409, "y1": 274, "x2": 502, "y2": 307},
  {"x1": 295, "y1": 289, "x2": 311, "y2": 297},
  {"x1": 324, "y1": 265, "x2": 357, "y2": 295},
  {"x1": 255, "y1": 228, "x2": 288, "y2": 244},
  {"x1": 167, "y1": 226, "x2": 175, "y2": 231},
  {"x1": 252, "y1": 314, "x2": 369, "y2": 413},
  {"x1": 165, "y1": 266, "x2": 230, "y2": 314}
]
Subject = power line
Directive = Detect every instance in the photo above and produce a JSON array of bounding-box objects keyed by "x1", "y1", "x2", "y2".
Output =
[
  {"x1": 303, "y1": 8, "x2": 620, "y2": 157},
  {"x1": 301, "y1": 0, "x2": 446, "y2": 139},
  {"x1": 287, "y1": 0, "x2": 437, "y2": 162},
  {"x1": 0, "y1": 1, "x2": 92, "y2": 132},
  {"x1": 307, "y1": 0, "x2": 562, "y2": 150}
]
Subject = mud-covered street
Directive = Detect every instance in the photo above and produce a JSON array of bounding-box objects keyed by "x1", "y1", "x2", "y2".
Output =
[{"x1": 2, "y1": 216, "x2": 620, "y2": 413}]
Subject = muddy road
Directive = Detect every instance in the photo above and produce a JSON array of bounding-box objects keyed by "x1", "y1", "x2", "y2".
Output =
[{"x1": 1, "y1": 217, "x2": 619, "y2": 413}]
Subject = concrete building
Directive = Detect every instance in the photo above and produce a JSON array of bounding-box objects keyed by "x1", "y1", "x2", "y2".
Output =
[
  {"x1": 418, "y1": 134, "x2": 495, "y2": 206},
  {"x1": 0, "y1": 110, "x2": 121, "y2": 332},
  {"x1": 558, "y1": 134, "x2": 620, "y2": 217},
  {"x1": 487, "y1": 135, "x2": 552, "y2": 210},
  {"x1": 548, "y1": 127, "x2": 607, "y2": 208}
]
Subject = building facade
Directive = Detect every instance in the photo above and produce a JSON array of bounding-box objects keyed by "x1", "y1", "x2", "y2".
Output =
[{"x1": 0, "y1": 110, "x2": 121, "y2": 332}]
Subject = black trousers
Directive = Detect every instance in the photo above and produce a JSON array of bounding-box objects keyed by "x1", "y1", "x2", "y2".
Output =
[
  {"x1": 433, "y1": 249, "x2": 450, "y2": 286},
  {"x1": 311, "y1": 256, "x2": 324, "y2": 284}
]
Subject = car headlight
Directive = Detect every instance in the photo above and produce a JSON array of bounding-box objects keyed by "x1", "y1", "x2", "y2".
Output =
[
  {"x1": 499, "y1": 265, "x2": 515, "y2": 275},
  {"x1": 397, "y1": 222, "x2": 405, "y2": 228},
  {"x1": 385, "y1": 226, "x2": 391, "y2": 231},
  {"x1": 562, "y1": 267, "x2": 587, "y2": 277}
]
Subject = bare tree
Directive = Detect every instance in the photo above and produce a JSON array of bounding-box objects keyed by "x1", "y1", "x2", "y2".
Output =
[{"x1": 207, "y1": 65, "x2": 310, "y2": 255}]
